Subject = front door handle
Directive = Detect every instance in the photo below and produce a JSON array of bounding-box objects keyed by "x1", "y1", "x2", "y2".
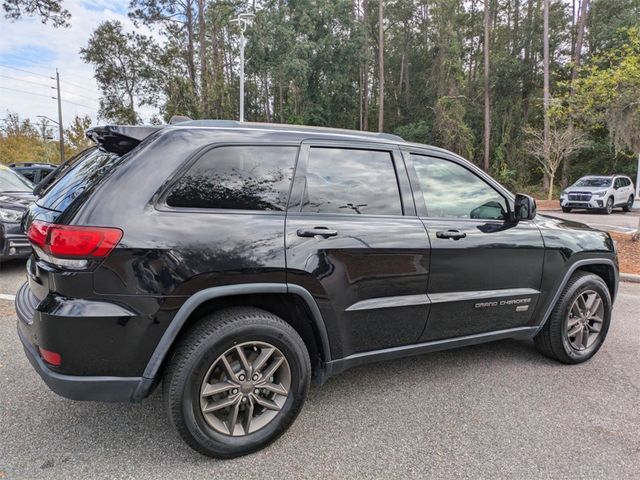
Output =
[
  {"x1": 297, "y1": 227, "x2": 338, "y2": 238},
  {"x1": 436, "y1": 230, "x2": 467, "y2": 240}
]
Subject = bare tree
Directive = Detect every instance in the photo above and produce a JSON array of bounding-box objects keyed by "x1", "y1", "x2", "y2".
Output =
[
  {"x1": 526, "y1": 127, "x2": 586, "y2": 200},
  {"x1": 483, "y1": 0, "x2": 491, "y2": 172},
  {"x1": 378, "y1": 0, "x2": 384, "y2": 132}
]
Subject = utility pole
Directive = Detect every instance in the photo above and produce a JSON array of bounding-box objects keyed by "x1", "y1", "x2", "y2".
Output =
[
  {"x1": 53, "y1": 69, "x2": 65, "y2": 162},
  {"x1": 231, "y1": 13, "x2": 255, "y2": 122}
]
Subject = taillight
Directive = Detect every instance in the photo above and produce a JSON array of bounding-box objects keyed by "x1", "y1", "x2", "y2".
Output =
[{"x1": 27, "y1": 220, "x2": 122, "y2": 268}]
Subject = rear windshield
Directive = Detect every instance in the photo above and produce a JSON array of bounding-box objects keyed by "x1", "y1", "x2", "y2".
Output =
[
  {"x1": 574, "y1": 177, "x2": 611, "y2": 187},
  {"x1": 37, "y1": 148, "x2": 121, "y2": 212}
]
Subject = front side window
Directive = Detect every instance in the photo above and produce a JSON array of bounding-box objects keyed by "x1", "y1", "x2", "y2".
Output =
[
  {"x1": 301, "y1": 147, "x2": 402, "y2": 215},
  {"x1": 166, "y1": 146, "x2": 297, "y2": 211},
  {"x1": 411, "y1": 154, "x2": 507, "y2": 220}
]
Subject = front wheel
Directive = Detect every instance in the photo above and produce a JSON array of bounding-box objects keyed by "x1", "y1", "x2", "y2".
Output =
[
  {"x1": 534, "y1": 272, "x2": 611, "y2": 364},
  {"x1": 622, "y1": 195, "x2": 634, "y2": 212},
  {"x1": 164, "y1": 307, "x2": 311, "y2": 458},
  {"x1": 603, "y1": 196, "x2": 614, "y2": 214},
  {"x1": 561, "y1": 207, "x2": 572, "y2": 213}
]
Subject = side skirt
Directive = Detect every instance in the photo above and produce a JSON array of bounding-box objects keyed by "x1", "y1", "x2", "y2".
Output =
[{"x1": 321, "y1": 326, "x2": 538, "y2": 380}]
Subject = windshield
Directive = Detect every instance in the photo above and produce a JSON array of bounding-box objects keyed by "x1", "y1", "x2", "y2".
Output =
[
  {"x1": 574, "y1": 177, "x2": 612, "y2": 187},
  {"x1": 0, "y1": 165, "x2": 35, "y2": 192}
]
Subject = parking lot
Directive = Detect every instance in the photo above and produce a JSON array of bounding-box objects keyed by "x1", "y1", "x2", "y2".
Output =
[{"x1": 0, "y1": 256, "x2": 638, "y2": 479}]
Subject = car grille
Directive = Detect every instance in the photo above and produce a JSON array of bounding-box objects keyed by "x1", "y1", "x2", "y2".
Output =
[{"x1": 568, "y1": 192, "x2": 592, "y2": 202}]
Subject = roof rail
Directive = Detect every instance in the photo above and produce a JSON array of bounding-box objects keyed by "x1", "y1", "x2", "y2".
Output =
[{"x1": 172, "y1": 119, "x2": 405, "y2": 142}]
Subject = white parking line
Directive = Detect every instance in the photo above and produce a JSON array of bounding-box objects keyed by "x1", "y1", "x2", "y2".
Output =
[{"x1": 0, "y1": 293, "x2": 16, "y2": 301}]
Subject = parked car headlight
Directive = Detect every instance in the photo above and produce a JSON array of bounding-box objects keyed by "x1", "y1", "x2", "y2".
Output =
[
  {"x1": 0, "y1": 209, "x2": 23, "y2": 223},
  {"x1": 592, "y1": 190, "x2": 607, "y2": 197}
]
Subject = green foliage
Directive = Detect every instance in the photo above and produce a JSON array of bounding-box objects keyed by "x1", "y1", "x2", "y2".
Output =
[
  {"x1": 0, "y1": 113, "x2": 60, "y2": 164},
  {"x1": 2, "y1": 0, "x2": 70, "y2": 27}
]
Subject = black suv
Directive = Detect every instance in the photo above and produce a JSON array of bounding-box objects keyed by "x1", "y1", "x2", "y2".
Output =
[{"x1": 16, "y1": 121, "x2": 618, "y2": 458}]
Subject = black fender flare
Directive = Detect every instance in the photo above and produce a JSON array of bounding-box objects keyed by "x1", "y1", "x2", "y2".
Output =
[
  {"x1": 535, "y1": 258, "x2": 619, "y2": 333},
  {"x1": 133, "y1": 283, "x2": 331, "y2": 400}
]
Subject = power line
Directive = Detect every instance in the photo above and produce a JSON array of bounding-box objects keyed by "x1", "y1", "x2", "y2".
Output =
[
  {"x1": 0, "y1": 85, "x2": 54, "y2": 99},
  {"x1": 61, "y1": 79, "x2": 97, "y2": 94},
  {"x1": 0, "y1": 73, "x2": 53, "y2": 89},
  {"x1": 54, "y1": 97, "x2": 95, "y2": 110},
  {"x1": 59, "y1": 89, "x2": 99, "y2": 104},
  {"x1": 0, "y1": 64, "x2": 52, "y2": 79}
]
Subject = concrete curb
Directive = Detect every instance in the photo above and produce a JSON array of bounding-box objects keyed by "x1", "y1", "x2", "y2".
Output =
[{"x1": 620, "y1": 273, "x2": 640, "y2": 284}]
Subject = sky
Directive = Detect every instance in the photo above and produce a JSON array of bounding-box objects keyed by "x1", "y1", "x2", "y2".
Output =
[{"x1": 0, "y1": 0, "x2": 155, "y2": 137}]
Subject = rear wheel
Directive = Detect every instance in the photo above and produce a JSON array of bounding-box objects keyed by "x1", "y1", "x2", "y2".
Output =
[
  {"x1": 164, "y1": 307, "x2": 311, "y2": 458},
  {"x1": 534, "y1": 272, "x2": 611, "y2": 364},
  {"x1": 622, "y1": 195, "x2": 634, "y2": 212}
]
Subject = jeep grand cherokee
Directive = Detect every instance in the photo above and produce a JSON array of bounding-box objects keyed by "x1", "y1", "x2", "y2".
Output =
[{"x1": 15, "y1": 120, "x2": 618, "y2": 458}]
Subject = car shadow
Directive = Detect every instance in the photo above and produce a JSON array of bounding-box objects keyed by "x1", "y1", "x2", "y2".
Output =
[{"x1": 11, "y1": 337, "x2": 552, "y2": 468}]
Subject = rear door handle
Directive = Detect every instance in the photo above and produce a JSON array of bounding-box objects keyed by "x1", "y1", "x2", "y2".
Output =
[
  {"x1": 296, "y1": 227, "x2": 338, "y2": 238},
  {"x1": 436, "y1": 230, "x2": 467, "y2": 240}
]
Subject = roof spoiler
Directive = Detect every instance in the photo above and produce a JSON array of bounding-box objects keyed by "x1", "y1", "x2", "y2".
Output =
[{"x1": 86, "y1": 125, "x2": 163, "y2": 155}]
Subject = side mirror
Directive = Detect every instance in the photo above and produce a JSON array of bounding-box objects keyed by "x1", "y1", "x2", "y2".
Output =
[{"x1": 513, "y1": 194, "x2": 537, "y2": 222}]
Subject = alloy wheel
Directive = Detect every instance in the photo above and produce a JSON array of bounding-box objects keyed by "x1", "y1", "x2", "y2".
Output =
[
  {"x1": 199, "y1": 341, "x2": 291, "y2": 436},
  {"x1": 606, "y1": 197, "x2": 613, "y2": 214},
  {"x1": 566, "y1": 290, "x2": 605, "y2": 351}
]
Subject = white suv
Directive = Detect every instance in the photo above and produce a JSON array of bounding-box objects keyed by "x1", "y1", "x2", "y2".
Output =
[{"x1": 560, "y1": 175, "x2": 635, "y2": 214}]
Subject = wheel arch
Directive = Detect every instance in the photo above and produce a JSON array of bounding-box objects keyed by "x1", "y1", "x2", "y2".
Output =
[
  {"x1": 535, "y1": 258, "x2": 618, "y2": 333},
  {"x1": 134, "y1": 283, "x2": 331, "y2": 400}
]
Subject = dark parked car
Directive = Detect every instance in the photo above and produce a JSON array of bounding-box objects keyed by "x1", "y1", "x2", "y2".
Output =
[
  {"x1": 0, "y1": 164, "x2": 35, "y2": 262},
  {"x1": 9, "y1": 162, "x2": 57, "y2": 185},
  {"x1": 16, "y1": 121, "x2": 618, "y2": 458}
]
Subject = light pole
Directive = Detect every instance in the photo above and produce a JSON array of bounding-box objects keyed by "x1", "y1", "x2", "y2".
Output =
[{"x1": 230, "y1": 13, "x2": 255, "y2": 122}]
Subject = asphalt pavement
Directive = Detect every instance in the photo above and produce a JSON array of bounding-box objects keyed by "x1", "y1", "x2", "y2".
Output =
[
  {"x1": 539, "y1": 203, "x2": 640, "y2": 234},
  {"x1": 0, "y1": 275, "x2": 638, "y2": 478}
]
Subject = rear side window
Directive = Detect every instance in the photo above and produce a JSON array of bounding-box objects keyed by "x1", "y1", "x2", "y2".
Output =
[
  {"x1": 166, "y1": 146, "x2": 298, "y2": 211},
  {"x1": 37, "y1": 148, "x2": 121, "y2": 212},
  {"x1": 301, "y1": 147, "x2": 402, "y2": 215}
]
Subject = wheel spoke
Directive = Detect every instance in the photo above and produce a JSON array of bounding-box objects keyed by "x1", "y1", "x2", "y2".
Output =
[
  {"x1": 587, "y1": 294, "x2": 601, "y2": 314},
  {"x1": 203, "y1": 394, "x2": 239, "y2": 413},
  {"x1": 252, "y1": 347, "x2": 275, "y2": 373},
  {"x1": 587, "y1": 322, "x2": 602, "y2": 333},
  {"x1": 581, "y1": 325, "x2": 590, "y2": 348},
  {"x1": 235, "y1": 345, "x2": 251, "y2": 372},
  {"x1": 243, "y1": 397, "x2": 255, "y2": 434},
  {"x1": 576, "y1": 295, "x2": 588, "y2": 316},
  {"x1": 567, "y1": 317, "x2": 581, "y2": 328},
  {"x1": 572, "y1": 327, "x2": 584, "y2": 348},
  {"x1": 201, "y1": 381, "x2": 235, "y2": 397},
  {"x1": 252, "y1": 394, "x2": 281, "y2": 411},
  {"x1": 260, "y1": 382, "x2": 289, "y2": 396},
  {"x1": 260, "y1": 356, "x2": 285, "y2": 380},
  {"x1": 226, "y1": 398, "x2": 241, "y2": 435},
  {"x1": 219, "y1": 354, "x2": 238, "y2": 382},
  {"x1": 567, "y1": 323, "x2": 583, "y2": 337}
]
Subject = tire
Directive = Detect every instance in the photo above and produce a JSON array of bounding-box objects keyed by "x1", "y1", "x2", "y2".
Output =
[
  {"x1": 534, "y1": 271, "x2": 611, "y2": 364},
  {"x1": 622, "y1": 195, "x2": 634, "y2": 212},
  {"x1": 163, "y1": 307, "x2": 311, "y2": 458},
  {"x1": 561, "y1": 207, "x2": 572, "y2": 213},
  {"x1": 603, "y1": 196, "x2": 614, "y2": 214}
]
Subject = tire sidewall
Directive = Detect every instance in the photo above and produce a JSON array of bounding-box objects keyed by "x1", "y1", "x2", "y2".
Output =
[
  {"x1": 557, "y1": 275, "x2": 611, "y2": 362},
  {"x1": 174, "y1": 317, "x2": 310, "y2": 457}
]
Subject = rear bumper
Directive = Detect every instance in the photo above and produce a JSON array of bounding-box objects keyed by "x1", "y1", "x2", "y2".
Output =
[
  {"x1": 17, "y1": 325, "x2": 143, "y2": 402},
  {"x1": 15, "y1": 282, "x2": 152, "y2": 402}
]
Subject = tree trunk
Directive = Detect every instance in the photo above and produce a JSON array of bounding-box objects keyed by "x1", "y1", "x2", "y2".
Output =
[
  {"x1": 186, "y1": 0, "x2": 197, "y2": 93},
  {"x1": 562, "y1": 0, "x2": 590, "y2": 187},
  {"x1": 362, "y1": 0, "x2": 369, "y2": 131},
  {"x1": 377, "y1": 0, "x2": 384, "y2": 132},
  {"x1": 547, "y1": 172, "x2": 554, "y2": 201},
  {"x1": 543, "y1": 0, "x2": 551, "y2": 197},
  {"x1": 197, "y1": 0, "x2": 208, "y2": 117},
  {"x1": 483, "y1": 0, "x2": 491, "y2": 172}
]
